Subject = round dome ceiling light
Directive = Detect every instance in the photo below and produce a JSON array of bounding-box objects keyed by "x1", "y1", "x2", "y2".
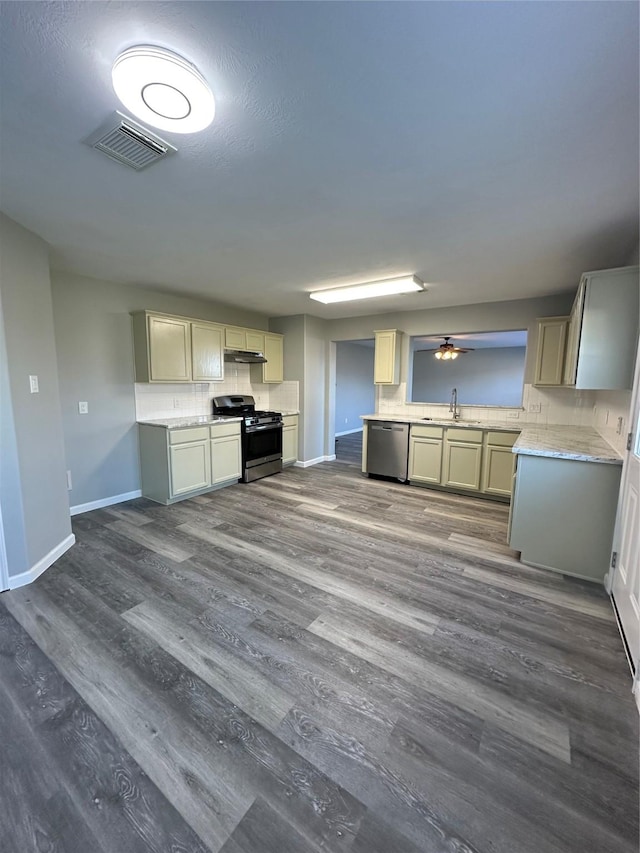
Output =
[{"x1": 112, "y1": 46, "x2": 215, "y2": 134}]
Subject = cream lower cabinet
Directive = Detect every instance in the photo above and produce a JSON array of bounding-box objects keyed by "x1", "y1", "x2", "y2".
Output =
[
  {"x1": 482, "y1": 431, "x2": 517, "y2": 496},
  {"x1": 282, "y1": 415, "x2": 299, "y2": 466},
  {"x1": 169, "y1": 432, "x2": 211, "y2": 496},
  {"x1": 408, "y1": 423, "x2": 517, "y2": 500},
  {"x1": 139, "y1": 421, "x2": 241, "y2": 504},
  {"x1": 210, "y1": 422, "x2": 242, "y2": 484},
  {"x1": 509, "y1": 453, "x2": 621, "y2": 581},
  {"x1": 442, "y1": 428, "x2": 483, "y2": 491},
  {"x1": 408, "y1": 425, "x2": 443, "y2": 483}
]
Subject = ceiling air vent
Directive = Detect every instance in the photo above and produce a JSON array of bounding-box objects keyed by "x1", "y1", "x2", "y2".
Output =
[{"x1": 84, "y1": 111, "x2": 177, "y2": 171}]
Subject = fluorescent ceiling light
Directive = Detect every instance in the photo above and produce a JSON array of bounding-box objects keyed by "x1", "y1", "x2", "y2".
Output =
[
  {"x1": 309, "y1": 275, "x2": 425, "y2": 304},
  {"x1": 112, "y1": 46, "x2": 215, "y2": 134}
]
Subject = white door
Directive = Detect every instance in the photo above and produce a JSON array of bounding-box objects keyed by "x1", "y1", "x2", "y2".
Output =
[{"x1": 610, "y1": 347, "x2": 640, "y2": 708}]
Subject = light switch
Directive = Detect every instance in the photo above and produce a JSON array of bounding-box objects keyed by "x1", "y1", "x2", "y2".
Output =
[
  {"x1": 78, "y1": 401, "x2": 89, "y2": 414},
  {"x1": 29, "y1": 375, "x2": 39, "y2": 393}
]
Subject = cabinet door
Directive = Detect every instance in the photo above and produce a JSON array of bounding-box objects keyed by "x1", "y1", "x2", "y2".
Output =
[
  {"x1": 169, "y1": 440, "x2": 211, "y2": 496},
  {"x1": 562, "y1": 281, "x2": 585, "y2": 385},
  {"x1": 225, "y1": 327, "x2": 246, "y2": 349},
  {"x1": 409, "y1": 437, "x2": 442, "y2": 484},
  {"x1": 262, "y1": 334, "x2": 284, "y2": 383},
  {"x1": 191, "y1": 322, "x2": 224, "y2": 381},
  {"x1": 374, "y1": 330, "x2": 400, "y2": 384},
  {"x1": 211, "y1": 434, "x2": 242, "y2": 484},
  {"x1": 533, "y1": 317, "x2": 568, "y2": 386},
  {"x1": 575, "y1": 267, "x2": 639, "y2": 390},
  {"x1": 282, "y1": 424, "x2": 298, "y2": 465},
  {"x1": 246, "y1": 330, "x2": 265, "y2": 352},
  {"x1": 149, "y1": 316, "x2": 191, "y2": 381},
  {"x1": 482, "y1": 445, "x2": 516, "y2": 496},
  {"x1": 443, "y1": 441, "x2": 482, "y2": 490}
]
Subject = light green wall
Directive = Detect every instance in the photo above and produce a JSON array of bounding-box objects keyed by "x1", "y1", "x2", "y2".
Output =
[
  {"x1": 0, "y1": 213, "x2": 72, "y2": 579},
  {"x1": 51, "y1": 271, "x2": 271, "y2": 508}
]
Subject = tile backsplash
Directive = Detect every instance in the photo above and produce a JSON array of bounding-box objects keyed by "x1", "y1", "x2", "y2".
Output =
[
  {"x1": 376, "y1": 383, "x2": 595, "y2": 426},
  {"x1": 135, "y1": 365, "x2": 299, "y2": 420},
  {"x1": 592, "y1": 389, "x2": 632, "y2": 455}
]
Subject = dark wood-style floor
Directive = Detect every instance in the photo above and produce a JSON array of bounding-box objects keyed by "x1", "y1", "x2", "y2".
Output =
[{"x1": 1, "y1": 431, "x2": 637, "y2": 853}]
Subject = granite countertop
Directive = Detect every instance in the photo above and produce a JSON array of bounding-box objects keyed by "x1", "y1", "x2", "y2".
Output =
[
  {"x1": 360, "y1": 413, "x2": 522, "y2": 431},
  {"x1": 138, "y1": 416, "x2": 243, "y2": 429},
  {"x1": 513, "y1": 425, "x2": 623, "y2": 465}
]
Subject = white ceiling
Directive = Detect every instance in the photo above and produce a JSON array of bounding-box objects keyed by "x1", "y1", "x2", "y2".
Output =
[{"x1": 1, "y1": 2, "x2": 638, "y2": 320}]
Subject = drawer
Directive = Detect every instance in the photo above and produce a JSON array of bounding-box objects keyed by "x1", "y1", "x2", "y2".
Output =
[
  {"x1": 411, "y1": 424, "x2": 443, "y2": 438},
  {"x1": 168, "y1": 427, "x2": 210, "y2": 445},
  {"x1": 486, "y1": 430, "x2": 519, "y2": 447},
  {"x1": 282, "y1": 415, "x2": 298, "y2": 427},
  {"x1": 210, "y1": 421, "x2": 241, "y2": 439},
  {"x1": 446, "y1": 428, "x2": 483, "y2": 443}
]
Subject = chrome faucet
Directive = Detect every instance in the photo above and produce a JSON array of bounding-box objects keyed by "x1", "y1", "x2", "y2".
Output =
[{"x1": 450, "y1": 387, "x2": 461, "y2": 420}]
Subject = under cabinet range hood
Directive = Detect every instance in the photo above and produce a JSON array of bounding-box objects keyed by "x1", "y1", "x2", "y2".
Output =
[{"x1": 223, "y1": 349, "x2": 267, "y2": 364}]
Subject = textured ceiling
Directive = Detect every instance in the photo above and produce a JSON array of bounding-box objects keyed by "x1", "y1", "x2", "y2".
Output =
[{"x1": 0, "y1": 1, "x2": 638, "y2": 319}]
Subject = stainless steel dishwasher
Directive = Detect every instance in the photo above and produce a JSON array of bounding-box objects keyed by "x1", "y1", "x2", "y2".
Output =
[{"x1": 366, "y1": 421, "x2": 410, "y2": 481}]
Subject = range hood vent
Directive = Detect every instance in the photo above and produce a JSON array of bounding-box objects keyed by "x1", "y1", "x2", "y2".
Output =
[
  {"x1": 224, "y1": 349, "x2": 267, "y2": 364},
  {"x1": 84, "y1": 112, "x2": 177, "y2": 171}
]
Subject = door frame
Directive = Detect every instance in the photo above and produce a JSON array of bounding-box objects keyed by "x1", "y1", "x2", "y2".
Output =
[
  {"x1": 0, "y1": 504, "x2": 9, "y2": 591},
  {"x1": 606, "y1": 341, "x2": 640, "y2": 704}
]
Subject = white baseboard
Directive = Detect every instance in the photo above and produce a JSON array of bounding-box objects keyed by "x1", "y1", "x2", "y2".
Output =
[
  {"x1": 8, "y1": 533, "x2": 75, "y2": 590},
  {"x1": 294, "y1": 454, "x2": 336, "y2": 468},
  {"x1": 70, "y1": 490, "x2": 142, "y2": 516},
  {"x1": 335, "y1": 428, "x2": 364, "y2": 437}
]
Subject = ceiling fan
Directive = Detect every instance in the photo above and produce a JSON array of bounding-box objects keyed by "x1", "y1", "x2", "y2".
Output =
[{"x1": 417, "y1": 336, "x2": 475, "y2": 360}]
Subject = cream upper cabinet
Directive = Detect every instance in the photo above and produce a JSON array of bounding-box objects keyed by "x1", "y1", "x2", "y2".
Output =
[
  {"x1": 533, "y1": 317, "x2": 568, "y2": 386},
  {"x1": 282, "y1": 414, "x2": 298, "y2": 466},
  {"x1": 251, "y1": 333, "x2": 284, "y2": 383},
  {"x1": 246, "y1": 330, "x2": 265, "y2": 351},
  {"x1": 133, "y1": 312, "x2": 192, "y2": 382},
  {"x1": 442, "y1": 428, "x2": 483, "y2": 491},
  {"x1": 374, "y1": 329, "x2": 402, "y2": 385},
  {"x1": 408, "y1": 424, "x2": 443, "y2": 484},
  {"x1": 562, "y1": 281, "x2": 586, "y2": 385},
  {"x1": 225, "y1": 327, "x2": 247, "y2": 349},
  {"x1": 191, "y1": 322, "x2": 224, "y2": 382},
  {"x1": 571, "y1": 266, "x2": 639, "y2": 390}
]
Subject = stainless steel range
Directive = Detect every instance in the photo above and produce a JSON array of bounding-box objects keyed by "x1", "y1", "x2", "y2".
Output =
[{"x1": 212, "y1": 395, "x2": 283, "y2": 483}]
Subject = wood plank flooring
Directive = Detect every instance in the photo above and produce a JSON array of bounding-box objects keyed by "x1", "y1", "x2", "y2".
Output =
[{"x1": 1, "y1": 431, "x2": 637, "y2": 853}]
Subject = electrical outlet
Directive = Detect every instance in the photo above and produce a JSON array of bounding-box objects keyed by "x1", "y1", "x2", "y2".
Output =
[
  {"x1": 29, "y1": 375, "x2": 39, "y2": 393},
  {"x1": 507, "y1": 411, "x2": 520, "y2": 419},
  {"x1": 66, "y1": 471, "x2": 72, "y2": 490},
  {"x1": 528, "y1": 403, "x2": 541, "y2": 413},
  {"x1": 173, "y1": 397, "x2": 181, "y2": 409},
  {"x1": 78, "y1": 401, "x2": 89, "y2": 414}
]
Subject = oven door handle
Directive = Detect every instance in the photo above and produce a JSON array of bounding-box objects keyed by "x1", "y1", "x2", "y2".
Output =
[{"x1": 245, "y1": 423, "x2": 283, "y2": 433}]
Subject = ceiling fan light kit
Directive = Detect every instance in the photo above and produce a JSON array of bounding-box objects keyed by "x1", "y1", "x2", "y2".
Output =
[
  {"x1": 112, "y1": 46, "x2": 215, "y2": 133},
  {"x1": 309, "y1": 275, "x2": 424, "y2": 304},
  {"x1": 422, "y1": 336, "x2": 475, "y2": 360}
]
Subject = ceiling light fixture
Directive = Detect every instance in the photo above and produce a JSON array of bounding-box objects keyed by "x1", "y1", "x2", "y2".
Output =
[
  {"x1": 112, "y1": 46, "x2": 215, "y2": 134},
  {"x1": 417, "y1": 336, "x2": 475, "y2": 360},
  {"x1": 309, "y1": 275, "x2": 425, "y2": 304}
]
